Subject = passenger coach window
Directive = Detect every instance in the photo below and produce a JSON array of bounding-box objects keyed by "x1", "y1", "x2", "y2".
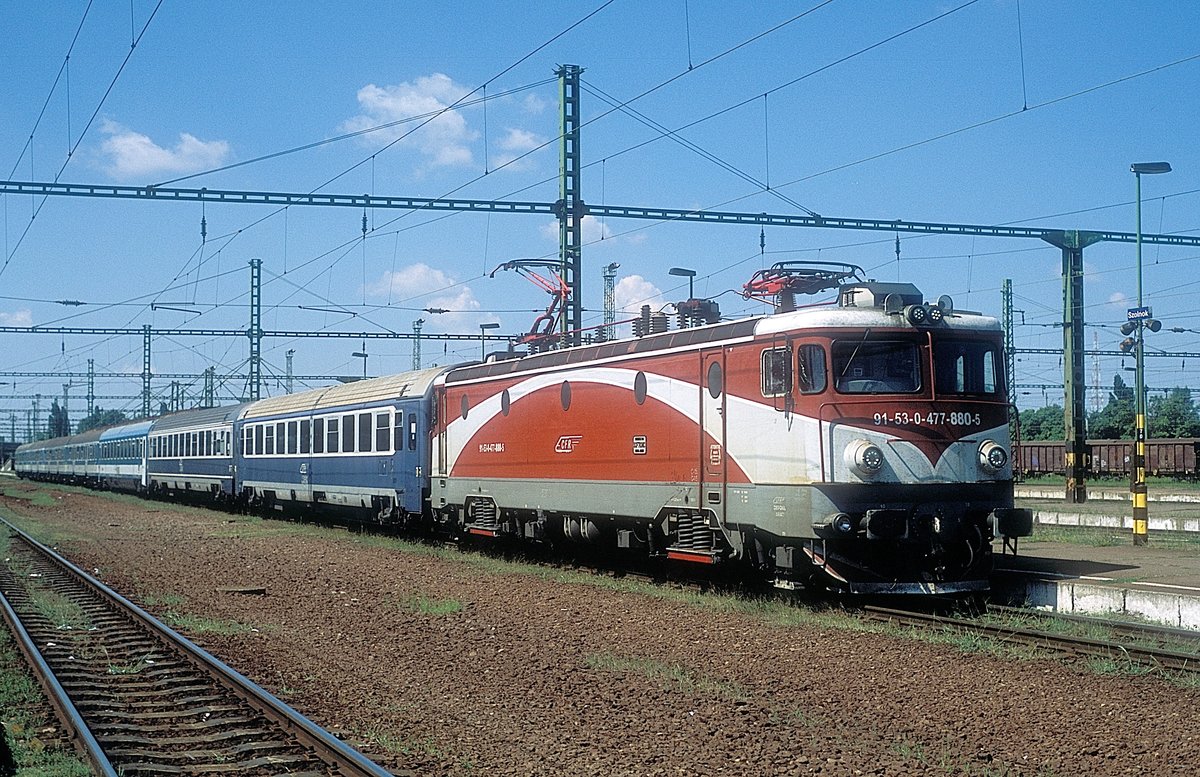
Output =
[
  {"x1": 832, "y1": 340, "x2": 920, "y2": 393},
  {"x1": 265, "y1": 424, "x2": 276, "y2": 455},
  {"x1": 359, "y1": 412, "x2": 373, "y2": 452},
  {"x1": 342, "y1": 414, "x2": 356, "y2": 453},
  {"x1": 761, "y1": 347, "x2": 791, "y2": 397},
  {"x1": 287, "y1": 421, "x2": 299, "y2": 455},
  {"x1": 375, "y1": 412, "x2": 390, "y2": 453},
  {"x1": 934, "y1": 339, "x2": 1001, "y2": 395},
  {"x1": 313, "y1": 418, "x2": 324, "y2": 453},
  {"x1": 798, "y1": 344, "x2": 827, "y2": 394},
  {"x1": 300, "y1": 420, "x2": 311, "y2": 454},
  {"x1": 326, "y1": 417, "x2": 339, "y2": 453}
]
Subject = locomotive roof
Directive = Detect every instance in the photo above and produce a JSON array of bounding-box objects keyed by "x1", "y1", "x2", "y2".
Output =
[
  {"x1": 449, "y1": 301, "x2": 1000, "y2": 384},
  {"x1": 240, "y1": 366, "x2": 451, "y2": 420},
  {"x1": 150, "y1": 403, "x2": 252, "y2": 433},
  {"x1": 755, "y1": 304, "x2": 1001, "y2": 335}
]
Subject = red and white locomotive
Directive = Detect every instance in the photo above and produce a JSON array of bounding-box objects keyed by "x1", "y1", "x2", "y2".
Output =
[{"x1": 433, "y1": 265, "x2": 1032, "y2": 594}]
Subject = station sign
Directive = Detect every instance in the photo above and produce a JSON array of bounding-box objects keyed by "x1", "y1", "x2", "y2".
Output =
[{"x1": 1127, "y1": 306, "x2": 1152, "y2": 321}]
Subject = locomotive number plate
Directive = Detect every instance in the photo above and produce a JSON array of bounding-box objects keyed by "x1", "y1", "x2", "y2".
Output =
[{"x1": 872, "y1": 411, "x2": 981, "y2": 426}]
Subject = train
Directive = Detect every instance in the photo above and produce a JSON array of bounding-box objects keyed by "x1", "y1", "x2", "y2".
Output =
[
  {"x1": 14, "y1": 266, "x2": 1033, "y2": 595},
  {"x1": 1016, "y1": 438, "x2": 1200, "y2": 480}
]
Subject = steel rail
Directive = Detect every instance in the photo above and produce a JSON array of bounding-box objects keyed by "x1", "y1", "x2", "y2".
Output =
[
  {"x1": 0, "y1": 569, "x2": 117, "y2": 776},
  {"x1": 863, "y1": 605, "x2": 1200, "y2": 674},
  {"x1": 986, "y1": 604, "x2": 1200, "y2": 647},
  {"x1": 0, "y1": 517, "x2": 395, "y2": 777}
]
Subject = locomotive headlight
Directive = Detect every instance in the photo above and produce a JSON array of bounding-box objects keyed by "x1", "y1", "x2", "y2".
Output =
[
  {"x1": 978, "y1": 440, "x2": 1008, "y2": 473},
  {"x1": 832, "y1": 513, "x2": 856, "y2": 534},
  {"x1": 927, "y1": 304, "x2": 944, "y2": 324},
  {"x1": 846, "y1": 439, "x2": 885, "y2": 477}
]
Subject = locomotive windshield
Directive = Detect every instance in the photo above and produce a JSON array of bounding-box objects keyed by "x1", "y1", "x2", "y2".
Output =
[
  {"x1": 832, "y1": 339, "x2": 920, "y2": 393},
  {"x1": 933, "y1": 338, "x2": 1003, "y2": 395}
]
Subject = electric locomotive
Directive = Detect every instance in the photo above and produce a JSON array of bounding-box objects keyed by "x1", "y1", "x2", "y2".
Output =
[{"x1": 434, "y1": 265, "x2": 1032, "y2": 593}]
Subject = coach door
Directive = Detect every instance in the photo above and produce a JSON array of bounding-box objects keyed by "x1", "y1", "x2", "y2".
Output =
[
  {"x1": 435, "y1": 386, "x2": 448, "y2": 477},
  {"x1": 700, "y1": 348, "x2": 727, "y2": 523}
]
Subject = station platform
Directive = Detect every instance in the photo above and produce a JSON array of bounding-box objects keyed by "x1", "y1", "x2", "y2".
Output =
[
  {"x1": 992, "y1": 538, "x2": 1200, "y2": 630},
  {"x1": 1015, "y1": 485, "x2": 1200, "y2": 533}
]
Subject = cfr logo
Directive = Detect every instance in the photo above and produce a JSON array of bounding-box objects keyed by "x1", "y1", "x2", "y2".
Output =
[{"x1": 555, "y1": 435, "x2": 583, "y2": 453}]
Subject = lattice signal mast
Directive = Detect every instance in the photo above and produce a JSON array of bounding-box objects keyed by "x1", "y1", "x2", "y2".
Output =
[{"x1": 602, "y1": 262, "x2": 619, "y2": 341}]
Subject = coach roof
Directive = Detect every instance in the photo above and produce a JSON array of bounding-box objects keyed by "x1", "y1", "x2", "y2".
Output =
[
  {"x1": 151, "y1": 403, "x2": 252, "y2": 433},
  {"x1": 239, "y1": 366, "x2": 449, "y2": 421}
]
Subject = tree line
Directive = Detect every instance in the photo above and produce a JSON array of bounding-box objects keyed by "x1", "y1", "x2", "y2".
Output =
[
  {"x1": 1020, "y1": 375, "x2": 1200, "y2": 440},
  {"x1": 36, "y1": 404, "x2": 129, "y2": 441}
]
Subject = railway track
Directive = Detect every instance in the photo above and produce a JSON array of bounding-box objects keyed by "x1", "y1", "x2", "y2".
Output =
[
  {"x1": 0, "y1": 518, "x2": 394, "y2": 777},
  {"x1": 863, "y1": 603, "x2": 1200, "y2": 674}
]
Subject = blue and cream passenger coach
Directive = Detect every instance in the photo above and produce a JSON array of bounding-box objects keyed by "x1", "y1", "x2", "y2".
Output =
[
  {"x1": 148, "y1": 404, "x2": 247, "y2": 504},
  {"x1": 96, "y1": 420, "x2": 153, "y2": 492},
  {"x1": 233, "y1": 368, "x2": 444, "y2": 523}
]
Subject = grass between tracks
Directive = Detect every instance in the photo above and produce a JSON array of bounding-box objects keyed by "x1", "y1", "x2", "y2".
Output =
[{"x1": 0, "y1": 542, "x2": 95, "y2": 776}]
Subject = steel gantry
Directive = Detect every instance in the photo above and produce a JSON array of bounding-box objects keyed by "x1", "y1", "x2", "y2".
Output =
[{"x1": 557, "y1": 64, "x2": 584, "y2": 343}]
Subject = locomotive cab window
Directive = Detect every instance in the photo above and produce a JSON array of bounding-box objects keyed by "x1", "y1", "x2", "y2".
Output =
[
  {"x1": 798, "y1": 344, "x2": 827, "y2": 394},
  {"x1": 761, "y1": 347, "x2": 792, "y2": 397},
  {"x1": 934, "y1": 339, "x2": 1002, "y2": 395},
  {"x1": 832, "y1": 340, "x2": 920, "y2": 393}
]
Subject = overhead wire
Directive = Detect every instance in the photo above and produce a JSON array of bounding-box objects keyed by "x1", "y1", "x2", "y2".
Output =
[
  {"x1": 100, "y1": 0, "x2": 622, "y2": 357},
  {"x1": 5, "y1": 1, "x2": 94, "y2": 179},
  {"x1": 1, "y1": 0, "x2": 165, "y2": 280}
]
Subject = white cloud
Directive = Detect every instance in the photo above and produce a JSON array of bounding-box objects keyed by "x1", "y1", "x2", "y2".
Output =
[
  {"x1": 539, "y1": 214, "x2": 613, "y2": 244},
  {"x1": 492, "y1": 127, "x2": 544, "y2": 170},
  {"x1": 99, "y1": 120, "x2": 230, "y2": 179},
  {"x1": 0, "y1": 309, "x2": 32, "y2": 326},
  {"x1": 615, "y1": 275, "x2": 665, "y2": 315},
  {"x1": 522, "y1": 93, "x2": 548, "y2": 114},
  {"x1": 366, "y1": 263, "x2": 492, "y2": 334},
  {"x1": 341, "y1": 74, "x2": 477, "y2": 168},
  {"x1": 1108, "y1": 291, "x2": 1129, "y2": 308}
]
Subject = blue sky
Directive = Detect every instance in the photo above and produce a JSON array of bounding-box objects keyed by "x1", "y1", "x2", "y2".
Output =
[{"x1": 2, "y1": 1, "x2": 1198, "y2": 429}]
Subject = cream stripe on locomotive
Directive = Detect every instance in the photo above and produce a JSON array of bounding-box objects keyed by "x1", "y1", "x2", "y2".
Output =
[{"x1": 445, "y1": 364, "x2": 1011, "y2": 487}]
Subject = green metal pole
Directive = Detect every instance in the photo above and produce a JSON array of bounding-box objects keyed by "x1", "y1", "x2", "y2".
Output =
[{"x1": 1132, "y1": 172, "x2": 1148, "y2": 545}]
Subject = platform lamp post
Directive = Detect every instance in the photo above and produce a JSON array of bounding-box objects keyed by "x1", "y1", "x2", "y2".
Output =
[
  {"x1": 1129, "y1": 161, "x2": 1171, "y2": 546},
  {"x1": 479, "y1": 322, "x2": 500, "y2": 361},
  {"x1": 669, "y1": 267, "x2": 696, "y2": 300},
  {"x1": 352, "y1": 341, "x2": 369, "y2": 380}
]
